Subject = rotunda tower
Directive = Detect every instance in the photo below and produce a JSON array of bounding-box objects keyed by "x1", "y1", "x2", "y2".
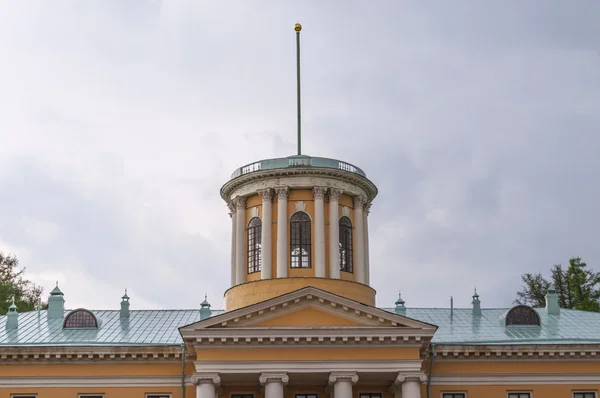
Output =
[{"x1": 220, "y1": 24, "x2": 379, "y2": 311}]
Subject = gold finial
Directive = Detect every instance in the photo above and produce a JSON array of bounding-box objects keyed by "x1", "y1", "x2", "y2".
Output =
[{"x1": 294, "y1": 23, "x2": 302, "y2": 32}]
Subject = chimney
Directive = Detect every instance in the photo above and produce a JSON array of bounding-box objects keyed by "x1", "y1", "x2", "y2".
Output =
[
  {"x1": 394, "y1": 292, "x2": 406, "y2": 316},
  {"x1": 120, "y1": 289, "x2": 130, "y2": 319},
  {"x1": 200, "y1": 295, "x2": 212, "y2": 320},
  {"x1": 472, "y1": 288, "x2": 482, "y2": 316},
  {"x1": 545, "y1": 283, "x2": 560, "y2": 315},
  {"x1": 5, "y1": 297, "x2": 18, "y2": 330},
  {"x1": 48, "y1": 282, "x2": 65, "y2": 319}
]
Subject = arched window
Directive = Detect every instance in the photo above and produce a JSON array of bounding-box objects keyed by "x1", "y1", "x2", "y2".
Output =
[
  {"x1": 63, "y1": 309, "x2": 98, "y2": 329},
  {"x1": 290, "y1": 212, "x2": 311, "y2": 268},
  {"x1": 505, "y1": 305, "x2": 540, "y2": 326},
  {"x1": 247, "y1": 217, "x2": 262, "y2": 273},
  {"x1": 339, "y1": 216, "x2": 353, "y2": 272}
]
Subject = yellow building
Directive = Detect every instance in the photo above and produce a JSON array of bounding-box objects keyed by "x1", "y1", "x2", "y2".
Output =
[{"x1": 1, "y1": 25, "x2": 600, "y2": 398}]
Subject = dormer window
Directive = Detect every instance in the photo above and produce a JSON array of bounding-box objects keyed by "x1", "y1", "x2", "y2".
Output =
[
  {"x1": 63, "y1": 309, "x2": 98, "y2": 329},
  {"x1": 505, "y1": 305, "x2": 540, "y2": 326}
]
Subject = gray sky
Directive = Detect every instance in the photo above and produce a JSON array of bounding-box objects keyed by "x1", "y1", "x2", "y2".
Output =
[{"x1": 1, "y1": 1, "x2": 599, "y2": 311}]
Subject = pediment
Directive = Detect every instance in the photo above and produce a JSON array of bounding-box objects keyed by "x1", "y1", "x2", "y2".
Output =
[{"x1": 180, "y1": 287, "x2": 437, "y2": 339}]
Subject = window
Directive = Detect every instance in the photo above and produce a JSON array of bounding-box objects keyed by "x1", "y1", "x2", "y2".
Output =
[
  {"x1": 574, "y1": 393, "x2": 597, "y2": 398},
  {"x1": 63, "y1": 309, "x2": 98, "y2": 329},
  {"x1": 339, "y1": 216, "x2": 353, "y2": 272},
  {"x1": 443, "y1": 394, "x2": 466, "y2": 398},
  {"x1": 296, "y1": 394, "x2": 318, "y2": 398},
  {"x1": 505, "y1": 306, "x2": 540, "y2": 326},
  {"x1": 232, "y1": 395, "x2": 254, "y2": 398},
  {"x1": 146, "y1": 395, "x2": 171, "y2": 398},
  {"x1": 10, "y1": 395, "x2": 37, "y2": 398},
  {"x1": 508, "y1": 393, "x2": 531, "y2": 398},
  {"x1": 78, "y1": 395, "x2": 104, "y2": 398},
  {"x1": 247, "y1": 217, "x2": 262, "y2": 273},
  {"x1": 359, "y1": 394, "x2": 382, "y2": 398},
  {"x1": 290, "y1": 212, "x2": 311, "y2": 268}
]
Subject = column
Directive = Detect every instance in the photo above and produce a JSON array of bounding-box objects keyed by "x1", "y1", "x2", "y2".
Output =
[
  {"x1": 394, "y1": 373, "x2": 427, "y2": 398},
  {"x1": 192, "y1": 373, "x2": 220, "y2": 398},
  {"x1": 260, "y1": 372, "x2": 289, "y2": 398},
  {"x1": 228, "y1": 202, "x2": 236, "y2": 287},
  {"x1": 329, "y1": 372, "x2": 358, "y2": 398},
  {"x1": 363, "y1": 202, "x2": 371, "y2": 285},
  {"x1": 275, "y1": 187, "x2": 289, "y2": 278},
  {"x1": 353, "y1": 195, "x2": 367, "y2": 284},
  {"x1": 328, "y1": 188, "x2": 343, "y2": 279},
  {"x1": 234, "y1": 196, "x2": 246, "y2": 285},
  {"x1": 313, "y1": 186, "x2": 327, "y2": 278},
  {"x1": 259, "y1": 188, "x2": 273, "y2": 280}
]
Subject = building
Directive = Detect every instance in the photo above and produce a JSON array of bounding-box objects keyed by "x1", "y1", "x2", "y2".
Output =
[{"x1": 2, "y1": 25, "x2": 600, "y2": 398}]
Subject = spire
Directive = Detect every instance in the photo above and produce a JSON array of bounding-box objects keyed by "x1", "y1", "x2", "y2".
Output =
[
  {"x1": 200, "y1": 294, "x2": 212, "y2": 320},
  {"x1": 294, "y1": 22, "x2": 302, "y2": 155},
  {"x1": 545, "y1": 283, "x2": 560, "y2": 315},
  {"x1": 472, "y1": 287, "x2": 481, "y2": 316},
  {"x1": 120, "y1": 288, "x2": 130, "y2": 319},
  {"x1": 48, "y1": 282, "x2": 65, "y2": 319},
  {"x1": 394, "y1": 291, "x2": 406, "y2": 316},
  {"x1": 6, "y1": 296, "x2": 19, "y2": 330}
]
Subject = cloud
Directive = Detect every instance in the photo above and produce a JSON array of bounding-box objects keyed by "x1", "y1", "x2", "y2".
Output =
[{"x1": 1, "y1": 1, "x2": 599, "y2": 312}]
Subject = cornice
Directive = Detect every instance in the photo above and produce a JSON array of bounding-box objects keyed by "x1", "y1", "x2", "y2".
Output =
[
  {"x1": 431, "y1": 373, "x2": 600, "y2": 385},
  {"x1": 0, "y1": 375, "x2": 196, "y2": 388},
  {"x1": 220, "y1": 167, "x2": 378, "y2": 202},
  {"x1": 434, "y1": 343, "x2": 600, "y2": 360}
]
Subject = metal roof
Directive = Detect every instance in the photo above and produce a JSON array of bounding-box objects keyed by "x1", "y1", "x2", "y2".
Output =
[{"x1": 1, "y1": 307, "x2": 599, "y2": 347}]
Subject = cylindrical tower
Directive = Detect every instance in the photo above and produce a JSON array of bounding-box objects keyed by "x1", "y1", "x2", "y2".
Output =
[{"x1": 221, "y1": 155, "x2": 378, "y2": 311}]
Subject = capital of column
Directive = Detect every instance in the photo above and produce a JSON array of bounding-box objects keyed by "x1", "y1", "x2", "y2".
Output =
[
  {"x1": 328, "y1": 372, "x2": 359, "y2": 385},
  {"x1": 258, "y1": 188, "x2": 274, "y2": 202},
  {"x1": 227, "y1": 201, "x2": 236, "y2": 216},
  {"x1": 274, "y1": 186, "x2": 289, "y2": 200},
  {"x1": 259, "y1": 372, "x2": 289, "y2": 386},
  {"x1": 364, "y1": 202, "x2": 372, "y2": 215},
  {"x1": 394, "y1": 372, "x2": 428, "y2": 385},
  {"x1": 312, "y1": 186, "x2": 327, "y2": 199},
  {"x1": 353, "y1": 195, "x2": 367, "y2": 209},
  {"x1": 329, "y1": 188, "x2": 343, "y2": 201},
  {"x1": 191, "y1": 372, "x2": 221, "y2": 386},
  {"x1": 233, "y1": 196, "x2": 247, "y2": 210}
]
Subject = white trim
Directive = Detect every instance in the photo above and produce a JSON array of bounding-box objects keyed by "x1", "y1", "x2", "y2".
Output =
[
  {"x1": 195, "y1": 359, "x2": 422, "y2": 373},
  {"x1": 78, "y1": 395, "x2": 105, "y2": 398},
  {"x1": 441, "y1": 393, "x2": 467, "y2": 398},
  {"x1": 432, "y1": 374, "x2": 600, "y2": 385},
  {"x1": 10, "y1": 395, "x2": 37, "y2": 398},
  {"x1": 507, "y1": 392, "x2": 532, "y2": 398},
  {"x1": 0, "y1": 376, "x2": 193, "y2": 388},
  {"x1": 145, "y1": 395, "x2": 173, "y2": 398},
  {"x1": 572, "y1": 392, "x2": 598, "y2": 398}
]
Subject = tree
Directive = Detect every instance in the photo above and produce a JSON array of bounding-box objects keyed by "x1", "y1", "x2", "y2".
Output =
[
  {"x1": 0, "y1": 252, "x2": 44, "y2": 315},
  {"x1": 515, "y1": 257, "x2": 600, "y2": 312}
]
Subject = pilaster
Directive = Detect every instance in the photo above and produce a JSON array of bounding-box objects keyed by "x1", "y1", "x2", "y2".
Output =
[
  {"x1": 258, "y1": 188, "x2": 273, "y2": 280},
  {"x1": 328, "y1": 188, "x2": 343, "y2": 279},
  {"x1": 228, "y1": 202, "x2": 236, "y2": 287},
  {"x1": 275, "y1": 187, "x2": 289, "y2": 278},
  {"x1": 234, "y1": 196, "x2": 247, "y2": 285},
  {"x1": 353, "y1": 195, "x2": 367, "y2": 284},
  {"x1": 313, "y1": 186, "x2": 327, "y2": 278}
]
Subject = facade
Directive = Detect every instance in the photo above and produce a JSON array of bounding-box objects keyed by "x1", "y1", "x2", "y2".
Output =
[{"x1": 1, "y1": 154, "x2": 600, "y2": 398}]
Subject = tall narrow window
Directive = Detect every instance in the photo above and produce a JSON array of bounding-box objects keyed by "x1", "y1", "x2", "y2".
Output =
[
  {"x1": 339, "y1": 216, "x2": 353, "y2": 272},
  {"x1": 247, "y1": 217, "x2": 262, "y2": 273},
  {"x1": 290, "y1": 212, "x2": 311, "y2": 268}
]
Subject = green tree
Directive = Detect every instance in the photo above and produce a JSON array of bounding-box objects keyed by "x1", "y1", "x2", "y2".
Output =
[
  {"x1": 0, "y1": 252, "x2": 44, "y2": 315},
  {"x1": 515, "y1": 257, "x2": 600, "y2": 312}
]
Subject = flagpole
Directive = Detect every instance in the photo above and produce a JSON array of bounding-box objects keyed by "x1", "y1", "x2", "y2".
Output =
[{"x1": 295, "y1": 23, "x2": 302, "y2": 156}]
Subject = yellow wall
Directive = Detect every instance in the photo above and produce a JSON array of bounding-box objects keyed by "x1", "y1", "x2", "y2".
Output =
[
  {"x1": 195, "y1": 347, "x2": 420, "y2": 361},
  {"x1": 0, "y1": 386, "x2": 195, "y2": 398},
  {"x1": 432, "y1": 385, "x2": 599, "y2": 398},
  {"x1": 224, "y1": 277, "x2": 376, "y2": 311},
  {"x1": 220, "y1": 384, "x2": 395, "y2": 398}
]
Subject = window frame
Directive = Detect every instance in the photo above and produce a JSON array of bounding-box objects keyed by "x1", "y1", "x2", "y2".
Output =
[
  {"x1": 77, "y1": 395, "x2": 105, "y2": 398},
  {"x1": 290, "y1": 211, "x2": 311, "y2": 269},
  {"x1": 145, "y1": 395, "x2": 172, "y2": 398},
  {"x1": 63, "y1": 309, "x2": 99, "y2": 329},
  {"x1": 358, "y1": 393, "x2": 382, "y2": 398},
  {"x1": 442, "y1": 393, "x2": 467, "y2": 398},
  {"x1": 231, "y1": 393, "x2": 254, "y2": 398},
  {"x1": 338, "y1": 216, "x2": 353, "y2": 273},
  {"x1": 10, "y1": 395, "x2": 37, "y2": 398},
  {"x1": 247, "y1": 217, "x2": 262, "y2": 274},
  {"x1": 573, "y1": 392, "x2": 598, "y2": 398},
  {"x1": 295, "y1": 393, "x2": 319, "y2": 398},
  {"x1": 507, "y1": 392, "x2": 532, "y2": 398}
]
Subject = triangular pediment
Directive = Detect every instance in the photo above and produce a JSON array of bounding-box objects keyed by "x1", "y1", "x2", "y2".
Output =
[{"x1": 180, "y1": 286, "x2": 437, "y2": 335}]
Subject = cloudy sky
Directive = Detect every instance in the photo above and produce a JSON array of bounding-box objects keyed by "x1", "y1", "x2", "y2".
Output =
[{"x1": 1, "y1": 1, "x2": 599, "y2": 311}]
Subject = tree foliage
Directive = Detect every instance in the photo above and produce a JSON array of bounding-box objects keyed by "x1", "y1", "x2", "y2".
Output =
[
  {"x1": 516, "y1": 257, "x2": 600, "y2": 312},
  {"x1": 0, "y1": 252, "x2": 44, "y2": 315}
]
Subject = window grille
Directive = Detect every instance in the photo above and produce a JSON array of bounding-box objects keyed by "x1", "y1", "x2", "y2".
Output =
[
  {"x1": 339, "y1": 216, "x2": 353, "y2": 272},
  {"x1": 290, "y1": 212, "x2": 311, "y2": 268},
  {"x1": 63, "y1": 309, "x2": 98, "y2": 329},
  {"x1": 247, "y1": 217, "x2": 262, "y2": 273}
]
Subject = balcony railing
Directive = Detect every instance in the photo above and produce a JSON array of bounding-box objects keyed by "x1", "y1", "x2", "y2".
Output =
[{"x1": 231, "y1": 156, "x2": 367, "y2": 179}]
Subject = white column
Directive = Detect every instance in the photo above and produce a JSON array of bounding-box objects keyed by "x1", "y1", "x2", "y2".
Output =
[
  {"x1": 234, "y1": 196, "x2": 246, "y2": 285},
  {"x1": 395, "y1": 373, "x2": 427, "y2": 398},
  {"x1": 329, "y1": 372, "x2": 358, "y2": 398},
  {"x1": 313, "y1": 186, "x2": 327, "y2": 278},
  {"x1": 353, "y1": 196, "x2": 367, "y2": 284},
  {"x1": 260, "y1": 372, "x2": 289, "y2": 398},
  {"x1": 259, "y1": 188, "x2": 273, "y2": 280},
  {"x1": 228, "y1": 202, "x2": 236, "y2": 287},
  {"x1": 275, "y1": 187, "x2": 289, "y2": 278},
  {"x1": 363, "y1": 202, "x2": 371, "y2": 285},
  {"x1": 328, "y1": 189, "x2": 342, "y2": 279},
  {"x1": 192, "y1": 373, "x2": 220, "y2": 398}
]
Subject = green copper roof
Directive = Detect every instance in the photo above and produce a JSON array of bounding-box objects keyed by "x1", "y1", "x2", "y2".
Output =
[
  {"x1": 230, "y1": 155, "x2": 367, "y2": 179},
  {"x1": 1, "y1": 307, "x2": 600, "y2": 347}
]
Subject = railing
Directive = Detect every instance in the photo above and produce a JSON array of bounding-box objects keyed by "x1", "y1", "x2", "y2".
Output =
[{"x1": 230, "y1": 156, "x2": 367, "y2": 179}]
